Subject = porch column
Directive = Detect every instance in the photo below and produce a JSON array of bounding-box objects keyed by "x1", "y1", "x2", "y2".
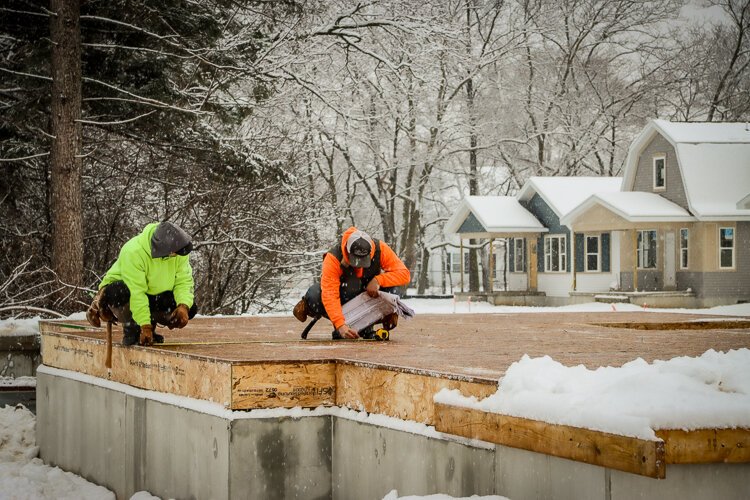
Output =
[
  {"x1": 459, "y1": 238, "x2": 465, "y2": 293},
  {"x1": 527, "y1": 236, "x2": 538, "y2": 292},
  {"x1": 489, "y1": 237, "x2": 494, "y2": 293},
  {"x1": 632, "y1": 229, "x2": 638, "y2": 291}
]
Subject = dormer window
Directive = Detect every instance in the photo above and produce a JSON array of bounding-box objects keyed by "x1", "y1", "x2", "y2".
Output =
[{"x1": 653, "y1": 155, "x2": 666, "y2": 190}]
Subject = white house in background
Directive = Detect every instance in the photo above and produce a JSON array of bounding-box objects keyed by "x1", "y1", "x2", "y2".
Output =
[
  {"x1": 442, "y1": 180, "x2": 620, "y2": 304},
  {"x1": 443, "y1": 120, "x2": 750, "y2": 307},
  {"x1": 515, "y1": 177, "x2": 622, "y2": 299},
  {"x1": 562, "y1": 119, "x2": 750, "y2": 306},
  {"x1": 437, "y1": 196, "x2": 547, "y2": 295}
]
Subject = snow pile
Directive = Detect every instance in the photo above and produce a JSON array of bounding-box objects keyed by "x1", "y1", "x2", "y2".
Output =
[
  {"x1": 0, "y1": 404, "x2": 113, "y2": 500},
  {"x1": 0, "y1": 405, "x2": 38, "y2": 463},
  {"x1": 435, "y1": 349, "x2": 750, "y2": 440}
]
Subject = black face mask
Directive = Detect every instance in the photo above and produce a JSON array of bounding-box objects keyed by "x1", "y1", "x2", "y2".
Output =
[{"x1": 176, "y1": 242, "x2": 193, "y2": 256}]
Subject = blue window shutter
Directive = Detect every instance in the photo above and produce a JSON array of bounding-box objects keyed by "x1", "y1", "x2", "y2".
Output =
[
  {"x1": 537, "y1": 236, "x2": 544, "y2": 272},
  {"x1": 575, "y1": 233, "x2": 584, "y2": 272},
  {"x1": 602, "y1": 233, "x2": 610, "y2": 272},
  {"x1": 508, "y1": 238, "x2": 515, "y2": 272}
]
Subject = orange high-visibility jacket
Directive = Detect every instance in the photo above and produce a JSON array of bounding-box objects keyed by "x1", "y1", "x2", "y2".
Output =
[{"x1": 321, "y1": 226, "x2": 410, "y2": 329}]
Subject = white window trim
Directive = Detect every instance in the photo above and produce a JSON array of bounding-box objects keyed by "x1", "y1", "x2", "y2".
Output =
[
  {"x1": 719, "y1": 226, "x2": 735, "y2": 269},
  {"x1": 637, "y1": 229, "x2": 657, "y2": 269},
  {"x1": 653, "y1": 155, "x2": 666, "y2": 191},
  {"x1": 585, "y1": 234, "x2": 601, "y2": 272},
  {"x1": 544, "y1": 234, "x2": 567, "y2": 273},
  {"x1": 679, "y1": 228, "x2": 689, "y2": 270}
]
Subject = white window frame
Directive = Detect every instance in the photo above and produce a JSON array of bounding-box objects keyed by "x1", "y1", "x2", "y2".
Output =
[
  {"x1": 719, "y1": 227, "x2": 735, "y2": 269},
  {"x1": 585, "y1": 234, "x2": 600, "y2": 272},
  {"x1": 680, "y1": 228, "x2": 689, "y2": 269},
  {"x1": 637, "y1": 230, "x2": 657, "y2": 269},
  {"x1": 513, "y1": 238, "x2": 525, "y2": 273},
  {"x1": 653, "y1": 155, "x2": 666, "y2": 191},
  {"x1": 544, "y1": 234, "x2": 567, "y2": 272}
]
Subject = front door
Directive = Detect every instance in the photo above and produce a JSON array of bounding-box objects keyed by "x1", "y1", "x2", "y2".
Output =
[{"x1": 664, "y1": 231, "x2": 676, "y2": 289}]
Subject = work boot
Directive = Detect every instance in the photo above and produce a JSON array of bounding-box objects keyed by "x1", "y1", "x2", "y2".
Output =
[
  {"x1": 122, "y1": 330, "x2": 139, "y2": 346},
  {"x1": 383, "y1": 312, "x2": 398, "y2": 331},
  {"x1": 358, "y1": 326, "x2": 375, "y2": 340},
  {"x1": 151, "y1": 322, "x2": 164, "y2": 344},
  {"x1": 293, "y1": 299, "x2": 309, "y2": 322}
]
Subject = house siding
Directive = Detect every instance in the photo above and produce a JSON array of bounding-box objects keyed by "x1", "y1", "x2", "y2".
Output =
[
  {"x1": 524, "y1": 193, "x2": 571, "y2": 273},
  {"x1": 693, "y1": 221, "x2": 750, "y2": 299},
  {"x1": 458, "y1": 212, "x2": 485, "y2": 233},
  {"x1": 525, "y1": 194, "x2": 567, "y2": 234},
  {"x1": 620, "y1": 270, "x2": 662, "y2": 291},
  {"x1": 633, "y1": 133, "x2": 689, "y2": 210}
]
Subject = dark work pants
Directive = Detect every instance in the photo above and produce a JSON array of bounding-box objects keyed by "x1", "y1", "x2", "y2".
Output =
[{"x1": 102, "y1": 281, "x2": 197, "y2": 339}]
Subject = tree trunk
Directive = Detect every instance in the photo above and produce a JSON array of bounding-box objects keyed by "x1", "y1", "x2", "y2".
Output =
[
  {"x1": 467, "y1": 74, "x2": 480, "y2": 292},
  {"x1": 49, "y1": 0, "x2": 84, "y2": 305},
  {"x1": 417, "y1": 245, "x2": 430, "y2": 294}
]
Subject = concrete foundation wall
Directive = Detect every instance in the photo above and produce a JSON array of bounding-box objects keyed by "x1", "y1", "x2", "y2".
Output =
[
  {"x1": 332, "y1": 419, "x2": 495, "y2": 499},
  {"x1": 230, "y1": 416, "x2": 332, "y2": 499},
  {"x1": 0, "y1": 333, "x2": 41, "y2": 378},
  {"x1": 37, "y1": 369, "x2": 750, "y2": 500}
]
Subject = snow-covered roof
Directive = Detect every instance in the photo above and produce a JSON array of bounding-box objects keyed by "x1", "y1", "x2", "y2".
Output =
[
  {"x1": 651, "y1": 119, "x2": 750, "y2": 143},
  {"x1": 444, "y1": 196, "x2": 547, "y2": 235},
  {"x1": 738, "y1": 193, "x2": 750, "y2": 210},
  {"x1": 516, "y1": 177, "x2": 623, "y2": 218},
  {"x1": 623, "y1": 120, "x2": 750, "y2": 220},
  {"x1": 561, "y1": 192, "x2": 696, "y2": 225}
]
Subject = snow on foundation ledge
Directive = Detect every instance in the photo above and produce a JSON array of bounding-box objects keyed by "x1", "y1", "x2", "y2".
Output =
[{"x1": 434, "y1": 348, "x2": 750, "y2": 441}]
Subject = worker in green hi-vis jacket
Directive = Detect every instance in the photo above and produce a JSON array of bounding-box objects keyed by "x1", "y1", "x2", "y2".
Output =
[{"x1": 85, "y1": 221, "x2": 197, "y2": 346}]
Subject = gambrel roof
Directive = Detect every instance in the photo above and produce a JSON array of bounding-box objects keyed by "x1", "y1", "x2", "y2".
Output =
[{"x1": 623, "y1": 120, "x2": 750, "y2": 221}]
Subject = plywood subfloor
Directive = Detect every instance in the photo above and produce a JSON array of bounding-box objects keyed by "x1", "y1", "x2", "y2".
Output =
[{"x1": 45, "y1": 311, "x2": 750, "y2": 382}]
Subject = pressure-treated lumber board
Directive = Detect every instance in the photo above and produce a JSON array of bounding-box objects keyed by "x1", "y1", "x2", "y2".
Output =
[
  {"x1": 41, "y1": 332, "x2": 232, "y2": 405},
  {"x1": 656, "y1": 428, "x2": 750, "y2": 464},
  {"x1": 231, "y1": 362, "x2": 336, "y2": 409},
  {"x1": 434, "y1": 403, "x2": 666, "y2": 478},
  {"x1": 336, "y1": 363, "x2": 496, "y2": 424}
]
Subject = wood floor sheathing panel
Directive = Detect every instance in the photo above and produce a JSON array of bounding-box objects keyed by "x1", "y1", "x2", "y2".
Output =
[{"x1": 39, "y1": 311, "x2": 750, "y2": 473}]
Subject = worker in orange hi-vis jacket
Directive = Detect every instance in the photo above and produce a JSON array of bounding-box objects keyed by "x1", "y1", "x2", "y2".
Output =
[{"x1": 293, "y1": 226, "x2": 411, "y2": 339}]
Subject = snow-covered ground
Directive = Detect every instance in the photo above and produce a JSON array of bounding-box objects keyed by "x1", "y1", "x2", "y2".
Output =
[{"x1": 1, "y1": 300, "x2": 749, "y2": 499}]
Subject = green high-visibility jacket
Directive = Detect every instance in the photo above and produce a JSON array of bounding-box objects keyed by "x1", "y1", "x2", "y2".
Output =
[{"x1": 100, "y1": 223, "x2": 194, "y2": 326}]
